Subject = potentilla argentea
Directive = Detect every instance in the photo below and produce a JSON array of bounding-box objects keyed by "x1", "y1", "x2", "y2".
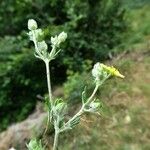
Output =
[{"x1": 27, "y1": 19, "x2": 124, "y2": 150}]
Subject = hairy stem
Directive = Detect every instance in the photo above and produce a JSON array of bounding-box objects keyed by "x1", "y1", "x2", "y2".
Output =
[
  {"x1": 53, "y1": 115, "x2": 60, "y2": 150},
  {"x1": 45, "y1": 61, "x2": 53, "y2": 104},
  {"x1": 85, "y1": 84, "x2": 99, "y2": 105},
  {"x1": 53, "y1": 131, "x2": 59, "y2": 150},
  {"x1": 44, "y1": 61, "x2": 53, "y2": 134},
  {"x1": 60, "y1": 84, "x2": 99, "y2": 132}
]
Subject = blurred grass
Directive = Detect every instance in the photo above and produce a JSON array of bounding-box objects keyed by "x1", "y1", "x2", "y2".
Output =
[{"x1": 115, "y1": 4, "x2": 150, "y2": 52}]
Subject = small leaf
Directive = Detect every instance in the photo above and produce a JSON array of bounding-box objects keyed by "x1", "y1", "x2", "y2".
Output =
[
  {"x1": 45, "y1": 96, "x2": 51, "y2": 111},
  {"x1": 82, "y1": 86, "x2": 87, "y2": 104},
  {"x1": 70, "y1": 116, "x2": 81, "y2": 128}
]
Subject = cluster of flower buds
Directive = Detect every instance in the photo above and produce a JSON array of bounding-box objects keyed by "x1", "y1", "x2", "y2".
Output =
[
  {"x1": 51, "y1": 31, "x2": 67, "y2": 48},
  {"x1": 27, "y1": 19, "x2": 67, "y2": 62},
  {"x1": 92, "y1": 62, "x2": 124, "y2": 84}
]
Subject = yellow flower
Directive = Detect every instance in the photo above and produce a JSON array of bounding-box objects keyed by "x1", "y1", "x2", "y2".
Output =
[{"x1": 100, "y1": 63, "x2": 125, "y2": 78}]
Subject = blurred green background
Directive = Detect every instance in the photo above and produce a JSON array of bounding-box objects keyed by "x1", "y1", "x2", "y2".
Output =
[{"x1": 0, "y1": 0, "x2": 150, "y2": 149}]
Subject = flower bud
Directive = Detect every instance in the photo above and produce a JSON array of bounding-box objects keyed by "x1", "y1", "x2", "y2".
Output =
[
  {"x1": 58, "y1": 31, "x2": 67, "y2": 43},
  {"x1": 28, "y1": 19, "x2": 38, "y2": 30},
  {"x1": 92, "y1": 63, "x2": 124, "y2": 82},
  {"x1": 89, "y1": 102, "x2": 100, "y2": 112},
  {"x1": 51, "y1": 32, "x2": 67, "y2": 47},
  {"x1": 51, "y1": 36, "x2": 58, "y2": 46},
  {"x1": 92, "y1": 63, "x2": 101, "y2": 79},
  {"x1": 37, "y1": 41, "x2": 48, "y2": 52},
  {"x1": 55, "y1": 102, "x2": 67, "y2": 116},
  {"x1": 35, "y1": 29, "x2": 44, "y2": 42}
]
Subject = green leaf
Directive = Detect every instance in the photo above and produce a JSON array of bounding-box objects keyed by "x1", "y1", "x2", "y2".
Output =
[
  {"x1": 82, "y1": 86, "x2": 87, "y2": 104},
  {"x1": 70, "y1": 116, "x2": 81, "y2": 128}
]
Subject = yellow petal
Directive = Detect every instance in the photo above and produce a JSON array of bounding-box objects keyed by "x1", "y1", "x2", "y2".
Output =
[
  {"x1": 113, "y1": 69, "x2": 125, "y2": 78},
  {"x1": 100, "y1": 63, "x2": 125, "y2": 78}
]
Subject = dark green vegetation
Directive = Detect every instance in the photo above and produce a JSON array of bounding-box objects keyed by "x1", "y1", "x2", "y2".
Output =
[{"x1": 0, "y1": 0, "x2": 126, "y2": 131}]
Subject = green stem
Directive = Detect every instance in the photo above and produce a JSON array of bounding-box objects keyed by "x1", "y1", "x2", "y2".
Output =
[
  {"x1": 45, "y1": 61, "x2": 53, "y2": 104},
  {"x1": 53, "y1": 115, "x2": 60, "y2": 150},
  {"x1": 60, "y1": 84, "x2": 99, "y2": 132},
  {"x1": 53, "y1": 131, "x2": 59, "y2": 150},
  {"x1": 44, "y1": 60, "x2": 53, "y2": 134}
]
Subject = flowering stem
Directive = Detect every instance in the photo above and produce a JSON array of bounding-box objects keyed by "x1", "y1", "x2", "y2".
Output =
[
  {"x1": 44, "y1": 60, "x2": 53, "y2": 134},
  {"x1": 53, "y1": 131, "x2": 59, "y2": 150},
  {"x1": 84, "y1": 84, "x2": 99, "y2": 106},
  {"x1": 45, "y1": 60, "x2": 53, "y2": 105}
]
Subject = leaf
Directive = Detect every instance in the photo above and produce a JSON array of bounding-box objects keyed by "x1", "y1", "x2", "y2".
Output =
[
  {"x1": 44, "y1": 96, "x2": 51, "y2": 111},
  {"x1": 82, "y1": 86, "x2": 87, "y2": 104},
  {"x1": 70, "y1": 116, "x2": 81, "y2": 128}
]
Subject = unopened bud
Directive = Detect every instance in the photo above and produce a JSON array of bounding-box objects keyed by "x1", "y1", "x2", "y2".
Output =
[
  {"x1": 28, "y1": 19, "x2": 38, "y2": 30},
  {"x1": 58, "y1": 31, "x2": 67, "y2": 43},
  {"x1": 38, "y1": 41, "x2": 48, "y2": 52},
  {"x1": 51, "y1": 32, "x2": 67, "y2": 47}
]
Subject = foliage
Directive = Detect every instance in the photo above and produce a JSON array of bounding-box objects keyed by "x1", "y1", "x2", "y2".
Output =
[{"x1": 0, "y1": 36, "x2": 47, "y2": 131}]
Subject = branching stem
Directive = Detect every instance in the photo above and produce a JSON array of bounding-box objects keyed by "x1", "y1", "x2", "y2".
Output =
[{"x1": 60, "y1": 74, "x2": 111, "y2": 132}]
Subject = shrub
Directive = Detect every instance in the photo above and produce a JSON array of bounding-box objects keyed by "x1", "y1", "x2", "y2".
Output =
[{"x1": 0, "y1": 36, "x2": 47, "y2": 131}]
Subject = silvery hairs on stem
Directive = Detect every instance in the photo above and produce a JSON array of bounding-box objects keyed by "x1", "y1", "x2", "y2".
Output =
[{"x1": 27, "y1": 19, "x2": 124, "y2": 150}]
